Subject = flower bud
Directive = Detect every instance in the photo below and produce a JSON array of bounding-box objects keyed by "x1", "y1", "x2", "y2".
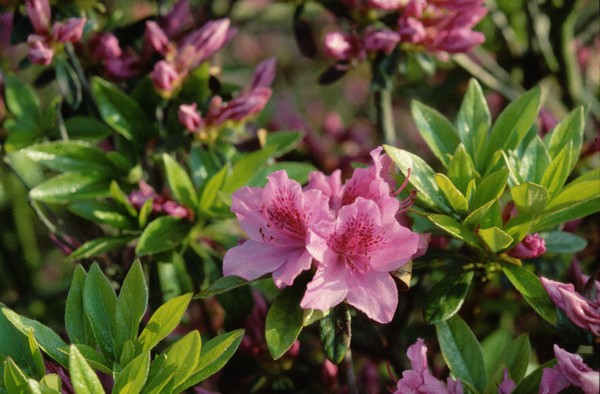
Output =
[
  {"x1": 323, "y1": 31, "x2": 355, "y2": 60},
  {"x1": 151, "y1": 60, "x2": 179, "y2": 92},
  {"x1": 176, "y1": 19, "x2": 232, "y2": 72},
  {"x1": 367, "y1": 0, "x2": 403, "y2": 10},
  {"x1": 27, "y1": 34, "x2": 53, "y2": 65},
  {"x1": 162, "y1": 201, "x2": 190, "y2": 219},
  {"x1": 52, "y1": 18, "x2": 86, "y2": 43},
  {"x1": 25, "y1": 0, "x2": 51, "y2": 34},
  {"x1": 105, "y1": 54, "x2": 142, "y2": 80},
  {"x1": 249, "y1": 57, "x2": 277, "y2": 90},
  {"x1": 145, "y1": 21, "x2": 170, "y2": 55},
  {"x1": 89, "y1": 32, "x2": 122, "y2": 61},
  {"x1": 363, "y1": 28, "x2": 400, "y2": 54},
  {"x1": 162, "y1": 0, "x2": 194, "y2": 38},
  {"x1": 507, "y1": 233, "x2": 546, "y2": 259},
  {"x1": 178, "y1": 103, "x2": 203, "y2": 132}
]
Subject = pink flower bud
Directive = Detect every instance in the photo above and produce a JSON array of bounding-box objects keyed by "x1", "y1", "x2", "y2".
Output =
[
  {"x1": 398, "y1": 17, "x2": 427, "y2": 44},
  {"x1": 363, "y1": 28, "x2": 401, "y2": 54},
  {"x1": 52, "y1": 18, "x2": 86, "y2": 43},
  {"x1": 151, "y1": 60, "x2": 179, "y2": 92},
  {"x1": 105, "y1": 53, "x2": 143, "y2": 80},
  {"x1": 145, "y1": 21, "x2": 170, "y2": 55},
  {"x1": 498, "y1": 369, "x2": 516, "y2": 394},
  {"x1": 433, "y1": 29, "x2": 485, "y2": 53},
  {"x1": 249, "y1": 57, "x2": 277, "y2": 90},
  {"x1": 178, "y1": 103, "x2": 203, "y2": 131},
  {"x1": 367, "y1": 0, "x2": 403, "y2": 10},
  {"x1": 89, "y1": 32, "x2": 122, "y2": 61},
  {"x1": 25, "y1": 0, "x2": 51, "y2": 34},
  {"x1": 323, "y1": 31, "x2": 355, "y2": 60},
  {"x1": 507, "y1": 233, "x2": 546, "y2": 259},
  {"x1": 213, "y1": 87, "x2": 271, "y2": 125},
  {"x1": 27, "y1": 34, "x2": 53, "y2": 65},
  {"x1": 162, "y1": 201, "x2": 190, "y2": 219},
  {"x1": 176, "y1": 19, "x2": 232, "y2": 72},
  {"x1": 162, "y1": 0, "x2": 194, "y2": 38}
]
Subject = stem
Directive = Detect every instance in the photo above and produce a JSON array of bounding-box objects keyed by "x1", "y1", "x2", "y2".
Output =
[
  {"x1": 374, "y1": 87, "x2": 396, "y2": 146},
  {"x1": 342, "y1": 349, "x2": 359, "y2": 394}
]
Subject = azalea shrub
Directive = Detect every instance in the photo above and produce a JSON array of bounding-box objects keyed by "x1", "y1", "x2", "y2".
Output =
[{"x1": 0, "y1": 0, "x2": 599, "y2": 393}]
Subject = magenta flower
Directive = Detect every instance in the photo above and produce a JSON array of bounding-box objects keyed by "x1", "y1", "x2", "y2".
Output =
[
  {"x1": 105, "y1": 53, "x2": 143, "y2": 80},
  {"x1": 211, "y1": 88, "x2": 272, "y2": 124},
  {"x1": 249, "y1": 57, "x2": 277, "y2": 90},
  {"x1": 151, "y1": 60, "x2": 180, "y2": 92},
  {"x1": 540, "y1": 345, "x2": 599, "y2": 394},
  {"x1": 324, "y1": 32, "x2": 361, "y2": 61},
  {"x1": 540, "y1": 277, "x2": 600, "y2": 336},
  {"x1": 145, "y1": 21, "x2": 172, "y2": 56},
  {"x1": 394, "y1": 338, "x2": 464, "y2": 393},
  {"x1": 89, "y1": 32, "x2": 122, "y2": 61},
  {"x1": 223, "y1": 170, "x2": 333, "y2": 288},
  {"x1": 507, "y1": 233, "x2": 546, "y2": 259},
  {"x1": 25, "y1": 0, "x2": 51, "y2": 35},
  {"x1": 175, "y1": 18, "x2": 233, "y2": 72},
  {"x1": 368, "y1": 0, "x2": 404, "y2": 10},
  {"x1": 52, "y1": 18, "x2": 86, "y2": 43},
  {"x1": 161, "y1": 0, "x2": 194, "y2": 38},
  {"x1": 27, "y1": 34, "x2": 53, "y2": 65},
  {"x1": 363, "y1": 28, "x2": 401, "y2": 54},
  {"x1": 498, "y1": 369, "x2": 516, "y2": 394},
  {"x1": 301, "y1": 197, "x2": 419, "y2": 323},
  {"x1": 178, "y1": 103, "x2": 203, "y2": 132}
]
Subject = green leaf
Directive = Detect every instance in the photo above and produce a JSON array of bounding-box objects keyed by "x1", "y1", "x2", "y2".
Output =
[
  {"x1": 540, "y1": 142, "x2": 573, "y2": 199},
  {"x1": 109, "y1": 181, "x2": 138, "y2": 217},
  {"x1": 411, "y1": 100, "x2": 460, "y2": 168},
  {"x1": 248, "y1": 162, "x2": 316, "y2": 187},
  {"x1": 1, "y1": 308, "x2": 69, "y2": 367},
  {"x1": 222, "y1": 147, "x2": 276, "y2": 193},
  {"x1": 303, "y1": 309, "x2": 329, "y2": 327},
  {"x1": 29, "y1": 172, "x2": 111, "y2": 203},
  {"x1": 483, "y1": 87, "x2": 540, "y2": 171},
  {"x1": 425, "y1": 214, "x2": 482, "y2": 248},
  {"x1": 383, "y1": 146, "x2": 452, "y2": 213},
  {"x1": 69, "y1": 201, "x2": 136, "y2": 230},
  {"x1": 500, "y1": 262, "x2": 557, "y2": 324},
  {"x1": 138, "y1": 199, "x2": 154, "y2": 229},
  {"x1": 434, "y1": 173, "x2": 469, "y2": 215},
  {"x1": 519, "y1": 136, "x2": 551, "y2": 184},
  {"x1": 487, "y1": 334, "x2": 531, "y2": 385},
  {"x1": 481, "y1": 329, "x2": 512, "y2": 376},
  {"x1": 135, "y1": 216, "x2": 192, "y2": 256},
  {"x1": 424, "y1": 270, "x2": 474, "y2": 324},
  {"x1": 535, "y1": 197, "x2": 600, "y2": 231},
  {"x1": 503, "y1": 213, "x2": 535, "y2": 247},
  {"x1": 162, "y1": 331, "x2": 202, "y2": 389},
  {"x1": 176, "y1": 329, "x2": 244, "y2": 389},
  {"x1": 3, "y1": 357, "x2": 30, "y2": 394},
  {"x1": 319, "y1": 304, "x2": 351, "y2": 364},
  {"x1": 264, "y1": 131, "x2": 303, "y2": 156},
  {"x1": 470, "y1": 168, "x2": 509, "y2": 210},
  {"x1": 3, "y1": 74, "x2": 41, "y2": 119},
  {"x1": 91, "y1": 77, "x2": 155, "y2": 142},
  {"x1": 68, "y1": 236, "x2": 136, "y2": 261},
  {"x1": 195, "y1": 276, "x2": 249, "y2": 298},
  {"x1": 541, "y1": 231, "x2": 588, "y2": 253},
  {"x1": 510, "y1": 183, "x2": 549, "y2": 215},
  {"x1": 265, "y1": 286, "x2": 305, "y2": 360},
  {"x1": 39, "y1": 374, "x2": 62, "y2": 392},
  {"x1": 436, "y1": 315, "x2": 487, "y2": 391},
  {"x1": 162, "y1": 154, "x2": 198, "y2": 209},
  {"x1": 64, "y1": 117, "x2": 113, "y2": 141},
  {"x1": 27, "y1": 329, "x2": 45, "y2": 379},
  {"x1": 83, "y1": 263, "x2": 118, "y2": 360},
  {"x1": 198, "y1": 165, "x2": 229, "y2": 217},
  {"x1": 55, "y1": 58, "x2": 82, "y2": 110},
  {"x1": 115, "y1": 260, "x2": 148, "y2": 360},
  {"x1": 0, "y1": 305, "x2": 37, "y2": 375},
  {"x1": 463, "y1": 199, "x2": 502, "y2": 230},
  {"x1": 447, "y1": 144, "x2": 477, "y2": 194},
  {"x1": 64, "y1": 344, "x2": 112, "y2": 375},
  {"x1": 513, "y1": 359, "x2": 556, "y2": 394},
  {"x1": 140, "y1": 355, "x2": 176, "y2": 394},
  {"x1": 20, "y1": 141, "x2": 117, "y2": 173},
  {"x1": 479, "y1": 227, "x2": 513, "y2": 253},
  {"x1": 456, "y1": 79, "x2": 490, "y2": 169},
  {"x1": 546, "y1": 106, "x2": 584, "y2": 172},
  {"x1": 112, "y1": 351, "x2": 150, "y2": 394},
  {"x1": 137, "y1": 293, "x2": 192, "y2": 353},
  {"x1": 69, "y1": 345, "x2": 105, "y2": 394},
  {"x1": 544, "y1": 169, "x2": 600, "y2": 210}
]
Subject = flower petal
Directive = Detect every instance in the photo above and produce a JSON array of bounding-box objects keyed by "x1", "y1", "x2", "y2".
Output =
[
  {"x1": 222, "y1": 240, "x2": 286, "y2": 281},
  {"x1": 346, "y1": 271, "x2": 398, "y2": 323},
  {"x1": 301, "y1": 258, "x2": 349, "y2": 311},
  {"x1": 272, "y1": 249, "x2": 313, "y2": 288}
]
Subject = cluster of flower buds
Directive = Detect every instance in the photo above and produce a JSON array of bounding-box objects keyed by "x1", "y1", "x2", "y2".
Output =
[
  {"x1": 25, "y1": 0, "x2": 86, "y2": 65},
  {"x1": 223, "y1": 147, "x2": 425, "y2": 323},
  {"x1": 128, "y1": 180, "x2": 192, "y2": 220}
]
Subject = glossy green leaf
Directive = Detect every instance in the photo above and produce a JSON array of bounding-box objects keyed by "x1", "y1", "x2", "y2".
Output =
[
  {"x1": 384, "y1": 146, "x2": 452, "y2": 213},
  {"x1": 83, "y1": 263, "x2": 118, "y2": 360},
  {"x1": 137, "y1": 293, "x2": 192, "y2": 353},
  {"x1": 544, "y1": 169, "x2": 600, "y2": 210},
  {"x1": 424, "y1": 270, "x2": 474, "y2": 324},
  {"x1": 4, "y1": 74, "x2": 41, "y2": 119},
  {"x1": 426, "y1": 214, "x2": 482, "y2": 248},
  {"x1": 447, "y1": 144, "x2": 476, "y2": 194},
  {"x1": 3, "y1": 357, "x2": 30, "y2": 394},
  {"x1": 501, "y1": 262, "x2": 557, "y2": 324},
  {"x1": 195, "y1": 276, "x2": 249, "y2": 298},
  {"x1": 112, "y1": 351, "x2": 150, "y2": 394},
  {"x1": 519, "y1": 136, "x2": 551, "y2": 184},
  {"x1": 248, "y1": 162, "x2": 316, "y2": 187},
  {"x1": 115, "y1": 260, "x2": 148, "y2": 360},
  {"x1": 39, "y1": 374, "x2": 62, "y2": 392},
  {"x1": 503, "y1": 213, "x2": 535, "y2": 246},
  {"x1": 546, "y1": 106, "x2": 584, "y2": 172},
  {"x1": 481, "y1": 329, "x2": 512, "y2": 376},
  {"x1": 162, "y1": 154, "x2": 198, "y2": 209},
  {"x1": 434, "y1": 173, "x2": 469, "y2": 215},
  {"x1": 483, "y1": 88, "x2": 540, "y2": 171},
  {"x1": 20, "y1": 142, "x2": 116, "y2": 173},
  {"x1": 69, "y1": 201, "x2": 136, "y2": 230},
  {"x1": 470, "y1": 168, "x2": 509, "y2": 210},
  {"x1": 110, "y1": 181, "x2": 138, "y2": 217},
  {"x1": 67, "y1": 236, "x2": 136, "y2": 261},
  {"x1": 55, "y1": 58, "x2": 82, "y2": 110},
  {"x1": 540, "y1": 142, "x2": 573, "y2": 199},
  {"x1": 456, "y1": 79, "x2": 490, "y2": 169},
  {"x1": 1, "y1": 308, "x2": 69, "y2": 367},
  {"x1": 436, "y1": 315, "x2": 487, "y2": 391},
  {"x1": 264, "y1": 131, "x2": 303, "y2": 156},
  {"x1": 91, "y1": 77, "x2": 154, "y2": 142},
  {"x1": 265, "y1": 286, "x2": 305, "y2": 360},
  {"x1": 487, "y1": 334, "x2": 531, "y2": 385},
  {"x1": 479, "y1": 227, "x2": 513, "y2": 253},
  {"x1": 140, "y1": 355, "x2": 176, "y2": 394},
  {"x1": 510, "y1": 182, "x2": 549, "y2": 215},
  {"x1": 319, "y1": 304, "x2": 351, "y2": 364},
  {"x1": 222, "y1": 147, "x2": 276, "y2": 193},
  {"x1": 138, "y1": 199, "x2": 154, "y2": 228},
  {"x1": 162, "y1": 331, "x2": 202, "y2": 389},
  {"x1": 535, "y1": 197, "x2": 600, "y2": 231},
  {"x1": 303, "y1": 309, "x2": 329, "y2": 327},
  {"x1": 69, "y1": 345, "x2": 105, "y2": 394},
  {"x1": 0, "y1": 305, "x2": 37, "y2": 375},
  {"x1": 27, "y1": 329, "x2": 45, "y2": 379},
  {"x1": 411, "y1": 100, "x2": 460, "y2": 168},
  {"x1": 29, "y1": 172, "x2": 111, "y2": 203},
  {"x1": 541, "y1": 231, "x2": 588, "y2": 253},
  {"x1": 463, "y1": 199, "x2": 502, "y2": 230},
  {"x1": 198, "y1": 165, "x2": 229, "y2": 217},
  {"x1": 64, "y1": 344, "x2": 112, "y2": 375},
  {"x1": 135, "y1": 216, "x2": 191, "y2": 256},
  {"x1": 177, "y1": 329, "x2": 244, "y2": 388},
  {"x1": 64, "y1": 116, "x2": 112, "y2": 141}
]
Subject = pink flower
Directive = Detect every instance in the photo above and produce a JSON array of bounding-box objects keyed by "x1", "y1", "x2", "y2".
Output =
[
  {"x1": 368, "y1": 0, "x2": 404, "y2": 10},
  {"x1": 105, "y1": 53, "x2": 143, "y2": 80},
  {"x1": 301, "y1": 197, "x2": 419, "y2": 323},
  {"x1": 323, "y1": 31, "x2": 360, "y2": 61},
  {"x1": 498, "y1": 369, "x2": 516, "y2": 394},
  {"x1": 52, "y1": 18, "x2": 86, "y2": 43},
  {"x1": 178, "y1": 103, "x2": 203, "y2": 132},
  {"x1": 162, "y1": 201, "x2": 190, "y2": 219},
  {"x1": 129, "y1": 180, "x2": 162, "y2": 212},
  {"x1": 540, "y1": 277, "x2": 600, "y2": 336},
  {"x1": 27, "y1": 34, "x2": 53, "y2": 65},
  {"x1": 25, "y1": 0, "x2": 51, "y2": 34},
  {"x1": 151, "y1": 60, "x2": 180, "y2": 92},
  {"x1": 249, "y1": 57, "x2": 277, "y2": 90},
  {"x1": 394, "y1": 338, "x2": 464, "y2": 393},
  {"x1": 175, "y1": 18, "x2": 233, "y2": 72},
  {"x1": 223, "y1": 170, "x2": 333, "y2": 288},
  {"x1": 540, "y1": 345, "x2": 599, "y2": 394},
  {"x1": 161, "y1": 0, "x2": 194, "y2": 38},
  {"x1": 363, "y1": 28, "x2": 401, "y2": 54},
  {"x1": 507, "y1": 233, "x2": 546, "y2": 259},
  {"x1": 211, "y1": 87, "x2": 272, "y2": 124},
  {"x1": 89, "y1": 32, "x2": 122, "y2": 61},
  {"x1": 145, "y1": 21, "x2": 171, "y2": 56}
]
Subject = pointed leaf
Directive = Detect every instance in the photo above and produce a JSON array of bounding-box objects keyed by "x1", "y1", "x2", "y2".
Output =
[
  {"x1": 29, "y1": 172, "x2": 111, "y2": 203},
  {"x1": 20, "y1": 142, "x2": 117, "y2": 173},
  {"x1": 426, "y1": 214, "x2": 482, "y2": 248},
  {"x1": 456, "y1": 79, "x2": 490, "y2": 169},
  {"x1": 115, "y1": 260, "x2": 148, "y2": 360},
  {"x1": 479, "y1": 227, "x2": 513, "y2": 253},
  {"x1": 67, "y1": 236, "x2": 136, "y2": 261},
  {"x1": 265, "y1": 286, "x2": 305, "y2": 360},
  {"x1": 137, "y1": 293, "x2": 192, "y2": 353},
  {"x1": 540, "y1": 142, "x2": 573, "y2": 199},
  {"x1": 162, "y1": 331, "x2": 202, "y2": 388},
  {"x1": 195, "y1": 276, "x2": 249, "y2": 299},
  {"x1": 222, "y1": 147, "x2": 276, "y2": 193},
  {"x1": 69, "y1": 201, "x2": 136, "y2": 230},
  {"x1": 112, "y1": 351, "x2": 150, "y2": 394},
  {"x1": 434, "y1": 173, "x2": 469, "y2": 215},
  {"x1": 3, "y1": 357, "x2": 30, "y2": 394},
  {"x1": 519, "y1": 136, "x2": 551, "y2": 184},
  {"x1": 471, "y1": 168, "x2": 509, "y2": 210},
  {"x1": 510, "y1": 183, "x2": 549, "y2": 215},
  {"x1": 264, "y1": 131, "x2": 303, "y2": 156},
  {"x1": 424, "y1": 270, "x2": 474, "y2": 324},
  {"x1": 69, "y1": 345, "x2": 105, "y2": 394},
  {"x1": 141, "y1": 355, "x2": 176, "y2": 394},
  {"x1": 447, "y1": 144, "x2": 476, "y2": 194},
  {"x1": 546, "y1": 106, "x2": 584, "y2": 172},
  {"x1": 162, "y1": 154, "x2": 198, "y2": 209},
  {"x1": 135, "y1": 216, "x2": 192, "y2": 256},
  {"x1": 513, "y1": 359, "x2": 556, "y2": 394},
  {"x1": 463, "y1": 199, "x2": 502, "y2": 230},
  {"x1": 319, "y1": 304, "x2": 351, "y2": 364},
  {"x1": 541, "y1": 231, "x2": 587, "y2": 254},
  {"x1": 488, "y1": 334, "x2": 531, "y2": 384}
]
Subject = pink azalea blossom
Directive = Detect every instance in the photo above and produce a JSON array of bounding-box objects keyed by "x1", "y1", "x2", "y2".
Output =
[
  {"x1": 52, "y1": 18, "x2": 86, "y2": 43},
  {"x1": 25, "y1": 0, "x2": 51, "y2": 34},
  {"x1": 540, "y1": 345, "x2": 599, "y2": 394},
  {"x1": 223, "y1": 170, "x2": 333, "y2": 288},
  {"x1": 394, "y1": 338, "x2": 464, "y2": 393},
  {"x1": 507, "y1": 233, "x2": 546, "y2": 259},
  {"x1": 540, "y1": 277, "x2": 600, "y2": 336},
  {"x1": 302, "y1": 197, "x2": 419, "y2": 323},
  {"x1": 178, "y1": 103, "x2": 204, "y2": 132}
]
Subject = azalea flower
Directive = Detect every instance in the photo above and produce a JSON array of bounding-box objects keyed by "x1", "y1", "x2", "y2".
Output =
[
  {"x1": 507, "y1": 233, "x2": 546, "y2": 259},
  {"x1": 540, "y1": 345, "x2": 599, "y2": 394}
]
